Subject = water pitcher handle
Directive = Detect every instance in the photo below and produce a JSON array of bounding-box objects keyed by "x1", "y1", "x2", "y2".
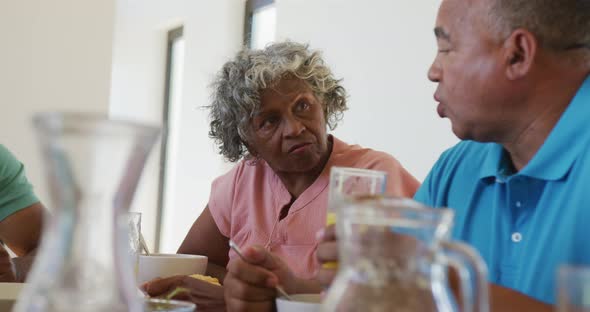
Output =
[{"x1": 441, "y1": 241, "x2": 490, "y2": 312}]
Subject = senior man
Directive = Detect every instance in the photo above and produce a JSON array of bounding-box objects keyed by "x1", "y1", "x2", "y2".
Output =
[{"x1": 317, "y1": 0, "x2": 590, "y2": 310}]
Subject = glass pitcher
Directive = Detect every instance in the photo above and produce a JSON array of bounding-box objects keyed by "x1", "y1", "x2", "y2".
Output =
[
  {"x1": 14, "y1": 112, "x2": 160, "y2": 312},
  {"x1": 321, "y1": 196, "x2": 489, "y2": 312}
]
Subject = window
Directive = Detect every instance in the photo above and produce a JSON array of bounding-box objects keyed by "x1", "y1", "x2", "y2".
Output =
[
  {"x1": 244, "y1": 0, "x2": 276, "y2": 49},
  {"x1": 155, "y1": 26, "x2": 185, "y2": 251}
]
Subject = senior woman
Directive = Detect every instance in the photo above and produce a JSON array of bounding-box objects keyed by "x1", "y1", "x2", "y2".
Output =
[{"x1": 143, "y1": 41, "x2": 419, "y2": 310}]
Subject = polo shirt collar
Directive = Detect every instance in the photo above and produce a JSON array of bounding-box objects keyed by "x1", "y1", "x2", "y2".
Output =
[
  {"x1": 479, "y1": 74, "x2": 590, "y2": 181},
  {"x1": 478, "y1": 143, "x2": 505, "y2": 180}
]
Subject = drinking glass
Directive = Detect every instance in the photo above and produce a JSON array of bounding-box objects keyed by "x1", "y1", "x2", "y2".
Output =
[
  {"x1": 126, "y1": 212, "x2": 142, "y2": 281},
  {"x1": 327, "y1": 167, "x2": 387, "y2": 226},
  {"x1": 324, "y1": 167, "x2": 388, "y2": 269},
  {"x1": 558, "y1": 265, "x2": 590, "y2": 312}
]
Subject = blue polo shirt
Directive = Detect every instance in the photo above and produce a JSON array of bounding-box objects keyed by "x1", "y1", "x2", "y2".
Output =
[{"x1": 414, "y1": 75, "x2": 590, "y2": 304}]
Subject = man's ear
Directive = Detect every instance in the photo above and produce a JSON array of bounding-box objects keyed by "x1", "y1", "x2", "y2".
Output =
[{"x1": 502, "y1": 28, "x2": 538, "y2": 80}]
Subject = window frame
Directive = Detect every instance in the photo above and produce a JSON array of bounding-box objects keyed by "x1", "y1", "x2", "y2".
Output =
[
  {"x1": 155, "y1": 26, "x2": 184, "y2": 252},
  {"x1": 244, "y1": 0, "x2": 275, "y2": 48}
]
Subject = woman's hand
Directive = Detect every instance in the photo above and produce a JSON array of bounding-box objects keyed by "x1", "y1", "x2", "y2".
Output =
[
  {"x1": 142, "y1": 275, "x2": 225, "y2": 311},
  {"x1": 223, "y1": 245, "x2": 299, "y2": 312},
  {"x1": 0, "y1": 244, "x2": 16, "y2": 282},
  {"x1": 316, "y1": 225, "x2": 338, "y2": 288}
]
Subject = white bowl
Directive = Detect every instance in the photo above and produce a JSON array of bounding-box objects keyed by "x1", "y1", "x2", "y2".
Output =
[
  {"x1": 276, "y1": 294, "x2": 321, "y2": 312},
  {"x1": 144, "y1": 298, "x2": 196, "y2": 311},
  {"x1": 138, "y1": 253, "x2": 207, "y2": 284},
  {"x1": 0, "y1": 282, "x2": 25, "y2": 311}
]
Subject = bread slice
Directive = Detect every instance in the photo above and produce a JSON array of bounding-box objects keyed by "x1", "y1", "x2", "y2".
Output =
[{"x1": 189, "y1": 274, "x2": 221, "y2": 286}]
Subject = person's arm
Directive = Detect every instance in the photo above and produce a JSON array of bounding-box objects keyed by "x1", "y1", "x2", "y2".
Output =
[
  {"x1": 142, "y1": 205, "x2": 228, "y2": 308},
  {"x1": 0, "y1": 243, "x2": 16, "y2": 282},
  {"x1": 489, "y1": 284, "x2": 551, "y2": 311},
  {"x1": 448, "y1": 271, "x2": 552, "y2": 311},
  {"x1": 0, "y1": 202, "x2": 43, "y2": 282},
  {"x1": 0, "y1": 202, "x2": 42, "y2": 256},
  {"x1": 177, "y1": 205, "x2": 230, "y2": 281},
  {"x1": 362, "y1": 152, "x2": 421, "y2": 198}
]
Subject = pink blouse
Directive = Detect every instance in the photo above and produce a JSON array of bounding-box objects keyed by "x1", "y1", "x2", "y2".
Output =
[{"x1": 208, "y1": 136, "x2": 419, "y2": 279}]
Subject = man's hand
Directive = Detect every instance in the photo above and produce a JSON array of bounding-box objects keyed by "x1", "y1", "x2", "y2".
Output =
[
  {"x1": 142, "y1": 275, "x2": 225, "y2": 312},
  {"x1": 224, "y1": 245, "x2": 299, "y2": 312},
  {"x1": 316, "y1": 225, "x2": 338, "y2": 288},
  {"x1": 0, "y1": 244, "x2": 16, "y2": 282}
]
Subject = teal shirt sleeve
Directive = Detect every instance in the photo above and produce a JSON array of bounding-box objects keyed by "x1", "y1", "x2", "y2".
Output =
[{"x1": 0, "y1": 145, "x2": 39, "y2": 222}]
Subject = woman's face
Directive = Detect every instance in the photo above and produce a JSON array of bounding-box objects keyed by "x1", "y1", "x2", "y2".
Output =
[{"x1": 248, "y1": 78, "x2": 329, "y2": 175}]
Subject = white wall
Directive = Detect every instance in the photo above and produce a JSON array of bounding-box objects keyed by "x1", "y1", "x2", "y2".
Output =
[
  {"x1": 276, "y1": 0, "x2": 456, "y2": 181},
  {"x1": 1, "y1": 0, "x2": 456, "y2": 254},
  {"x1": 0, "y1": 0, "x2": 116, "y2": 205},
  {"x1": 110, "y1": 0, "x2": 457, "y2": 252},
  {"x1": 110, "y1": 0, "x2": 244, "y2": 252}
]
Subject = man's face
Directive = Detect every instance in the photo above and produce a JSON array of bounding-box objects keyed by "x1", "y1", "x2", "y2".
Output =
[{"x1": 428, "y1": 0, "x2": 522, "y2": 142}]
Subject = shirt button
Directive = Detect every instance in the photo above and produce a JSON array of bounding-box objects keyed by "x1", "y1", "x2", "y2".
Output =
[
  {"x1": 515, "y1": 201, "x2": 522, "y2": 208},
  {"x1": 512, "y1": 232, "x2": 522, "y2": 243}
]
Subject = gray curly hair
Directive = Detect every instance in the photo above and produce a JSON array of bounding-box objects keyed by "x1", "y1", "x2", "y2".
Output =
[{"x1": 208, "y1": 41, "x2": 348, "y2": 162}]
